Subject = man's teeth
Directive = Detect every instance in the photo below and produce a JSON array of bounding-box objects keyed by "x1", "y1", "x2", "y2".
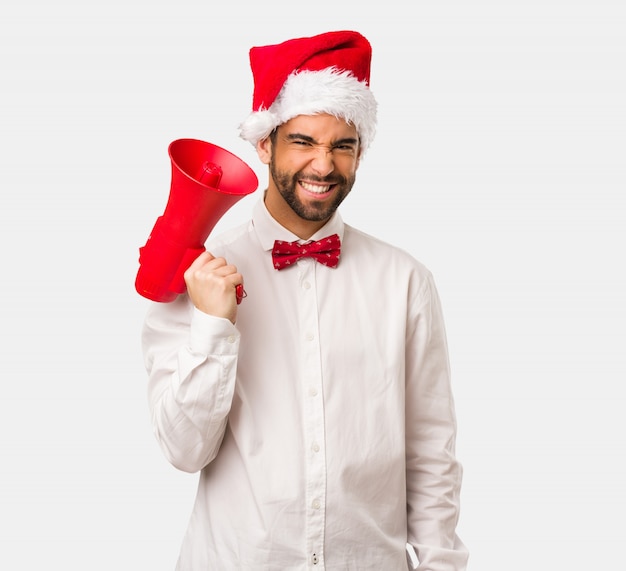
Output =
[{"x1": 301, "y1": 181, "x2": 331, "y2": 194}]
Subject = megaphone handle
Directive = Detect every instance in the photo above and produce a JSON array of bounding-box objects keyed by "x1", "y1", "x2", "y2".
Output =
[{"x1": 169, "y1": 246, "x2": 207, "y2": 295}]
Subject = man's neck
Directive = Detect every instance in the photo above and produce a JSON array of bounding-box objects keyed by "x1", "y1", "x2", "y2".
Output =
[{"x1": 263, "y1": 191, "x2": 328, "y2": 240}]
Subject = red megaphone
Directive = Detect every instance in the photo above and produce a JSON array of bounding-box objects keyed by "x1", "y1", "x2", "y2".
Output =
[{"x1": 135, "y1": 138, "x2": 258, "y2": 302}]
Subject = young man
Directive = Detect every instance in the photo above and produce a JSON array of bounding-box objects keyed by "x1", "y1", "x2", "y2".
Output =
[{"x1": 142, "y1": 30, "x2": 469, "y2": 570}]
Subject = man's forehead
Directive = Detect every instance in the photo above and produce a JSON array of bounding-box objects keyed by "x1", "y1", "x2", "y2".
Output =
[{"x1": 278, "y1": 114, "x2": 358, "y2": 139}]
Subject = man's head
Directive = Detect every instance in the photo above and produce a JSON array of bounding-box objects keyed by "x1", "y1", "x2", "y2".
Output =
[
  {"x1": 240, "y1": 31, "x2": 377, "y2": 238},
  {"x1": 239, "y1": 30, "x2": 377, "y2": 155}
]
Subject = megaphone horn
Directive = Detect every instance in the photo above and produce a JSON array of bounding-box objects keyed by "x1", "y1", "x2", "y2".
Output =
[{"x1": 135, "y1": 138, "x2": 258, "y2": 303}]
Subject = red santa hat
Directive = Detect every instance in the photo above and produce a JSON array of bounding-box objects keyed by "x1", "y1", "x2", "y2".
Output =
[{"x1": 239, "y1": 30, "x2": 378, "y2": 154}]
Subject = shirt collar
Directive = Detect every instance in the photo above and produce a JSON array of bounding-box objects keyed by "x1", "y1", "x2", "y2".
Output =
[{"x1": 253, "y1": 196, "x2": 345, "y2": 252}]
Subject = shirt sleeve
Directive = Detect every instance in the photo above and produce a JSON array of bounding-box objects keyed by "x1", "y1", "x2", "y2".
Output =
[
  {"x1": 141, "y1": 295, "x2": 240, "y2": 473},
  {"x1": 405, "y1": 273, "x2": 469, "y2": 570}
]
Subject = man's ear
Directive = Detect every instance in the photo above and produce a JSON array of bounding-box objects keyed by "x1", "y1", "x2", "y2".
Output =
[{"x1": 256, "y1": 136, "x2": 272, "y2": 165}]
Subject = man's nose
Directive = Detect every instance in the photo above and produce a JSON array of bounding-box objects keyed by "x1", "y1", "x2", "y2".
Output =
[{"x1": 309, "y1": 146, "x2": 335, "y2": 176}]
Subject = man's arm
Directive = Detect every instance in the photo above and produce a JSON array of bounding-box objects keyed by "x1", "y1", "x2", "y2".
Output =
[
  {"x1": 142, "y1": 295, "x2": 239, "y2": 473},
  {"x1": 405, "y1": 273, "x2": 469, "y2": 570}
]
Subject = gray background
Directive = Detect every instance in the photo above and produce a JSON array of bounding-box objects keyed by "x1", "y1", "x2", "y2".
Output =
[{"x1": 1, "y1": 0, "x2": 624, "y2": 569}]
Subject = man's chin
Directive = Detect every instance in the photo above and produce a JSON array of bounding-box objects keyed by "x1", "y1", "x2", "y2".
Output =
[{"x1": 294, "y1": 204, "x2": 332, "y2": 223}]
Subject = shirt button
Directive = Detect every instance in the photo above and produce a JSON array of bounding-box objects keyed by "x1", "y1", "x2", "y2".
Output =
[
  {"x1": 305, "y1": 332, "x2": 314, "y2": 342},
  {"x1": 312, "y1": 499, "x2": 321, "y2": 509},
  {"x1": 311, "y1": 553, "x2": 319, "y2": 565},
  {"x1": 312, "y1": 442, "x2": 320, "y2": 453},
  {"x1": 302, "y1": 280, "x2": 311, "y2": 290},
  {"x1": 227, "y1": 335, "x2": 236, "y2": 344},
  {"x1": 309, "y1": 387, "x2": 318, "y2": 397}
]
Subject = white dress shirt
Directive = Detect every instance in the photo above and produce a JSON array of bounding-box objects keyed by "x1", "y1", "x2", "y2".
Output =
[{"x1": 142, "y1": 199, "x2": 468, "y2": 570}]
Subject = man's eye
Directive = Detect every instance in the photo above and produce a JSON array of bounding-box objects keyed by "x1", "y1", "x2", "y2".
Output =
[{"x1": 334, "y1": 145, "x2": 356, "y2": 154}]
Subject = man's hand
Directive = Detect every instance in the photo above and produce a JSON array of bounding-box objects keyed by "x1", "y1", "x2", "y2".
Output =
[{"x1": 184, "y1": 252, "x2": 243, "y2": 324}]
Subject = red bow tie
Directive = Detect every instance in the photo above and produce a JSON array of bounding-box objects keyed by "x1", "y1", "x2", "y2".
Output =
[{"x1": 272, "y1": 234, "x2": 341, "y2": 270}]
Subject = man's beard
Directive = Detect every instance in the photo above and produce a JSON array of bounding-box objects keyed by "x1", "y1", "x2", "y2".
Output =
[{"x1": 269, "y1": 158, "x2": 355, "y2": 222}]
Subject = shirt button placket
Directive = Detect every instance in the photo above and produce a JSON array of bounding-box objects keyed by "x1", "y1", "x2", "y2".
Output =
[{"x1": 298, "y1": 260, "x2": 326, "y2": 569}]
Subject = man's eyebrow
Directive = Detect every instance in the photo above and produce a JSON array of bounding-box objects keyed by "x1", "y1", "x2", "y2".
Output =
[
  {"x1": 285, "y1": 133, "x2": 359, "y2": 146},
  {"x1": 333, "y1": 137, "x2": 359, "y2": 146},
  {"x1": 285, "y1": 133, "x2": 315, "y2": 143}
]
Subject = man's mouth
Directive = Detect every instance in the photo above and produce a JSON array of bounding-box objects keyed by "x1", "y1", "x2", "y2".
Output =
[{"x1": 299, "y1": 180, "x2": 334, "y2": 195}]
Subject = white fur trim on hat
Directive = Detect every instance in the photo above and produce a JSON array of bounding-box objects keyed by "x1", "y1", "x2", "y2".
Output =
[{"x1": 239, "y1": 68, "x2": 377, "y2": 154}]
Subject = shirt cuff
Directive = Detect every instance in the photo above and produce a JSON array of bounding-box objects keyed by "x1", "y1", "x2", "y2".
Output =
[{"x1": 189, "y1": 308, "x2": 240, "y2": 356}]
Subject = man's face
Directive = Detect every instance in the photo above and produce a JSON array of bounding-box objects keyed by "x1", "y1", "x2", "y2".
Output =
[{"x1": 258, "y1": 114, "x2": 361, "y2": 236}]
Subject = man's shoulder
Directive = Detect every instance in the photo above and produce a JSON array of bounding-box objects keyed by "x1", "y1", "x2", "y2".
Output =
[{"x1": 343, "y1": 224, "x2": 431, "y2": 274}]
